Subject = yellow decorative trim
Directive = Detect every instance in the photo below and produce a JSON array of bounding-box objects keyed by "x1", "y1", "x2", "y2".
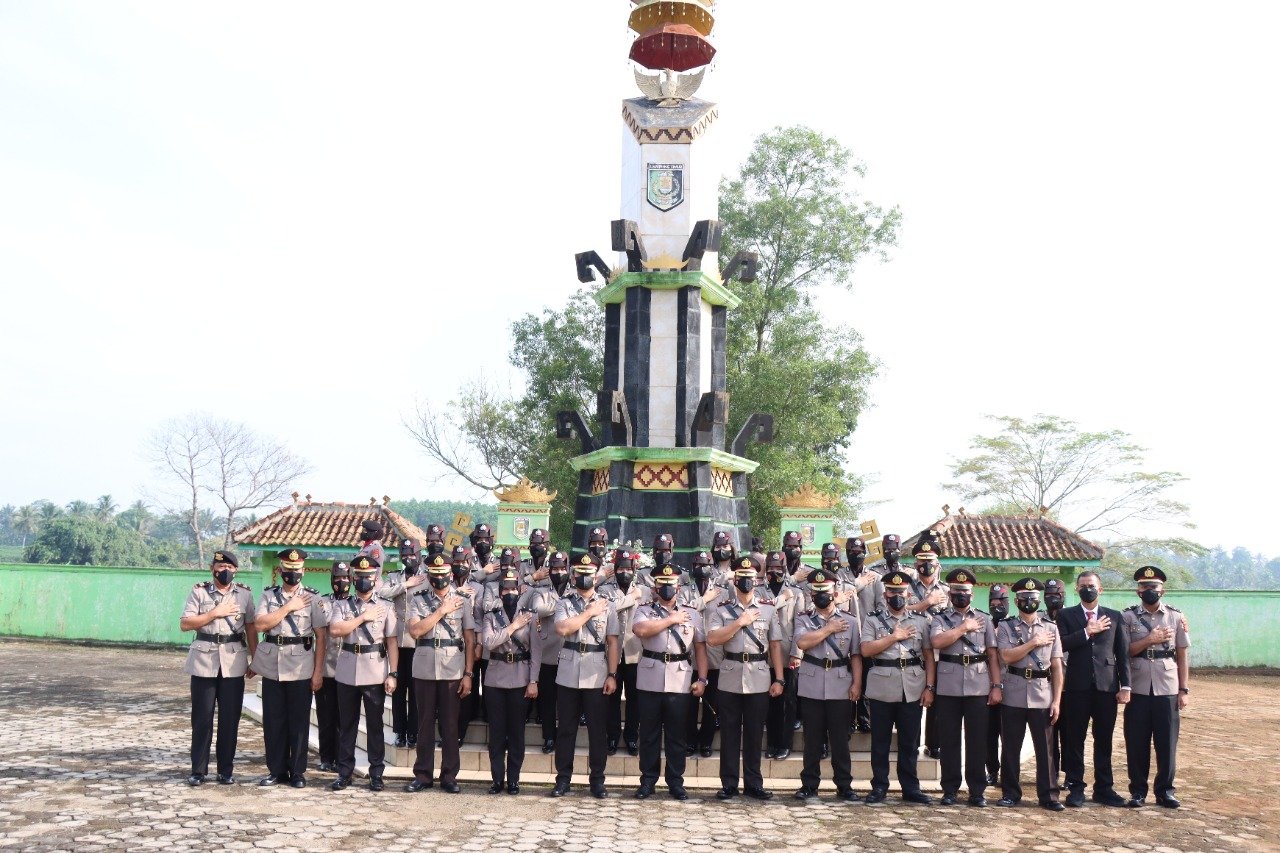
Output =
[
  {"x1": 774, "y1": 483, "x2": 837, "y2": 509},
  {"x1": 632, "y1": 463, "x2": 689, "y2": 491},
  {"x1": 493, "y1": 477, "x2": 557, "y2": 505},
  {"x1": 591, "y1": 468, "x2": 610, "y2": 496},
  {"x1": 710, "y1": 466, "x2": 733, "y2": 497},
  {"x1": 622, "y1": 103, "x2": 720, "y2": 145},
  {"x1": 641, "y1": 252, "x2": 689, "y2": 271}
]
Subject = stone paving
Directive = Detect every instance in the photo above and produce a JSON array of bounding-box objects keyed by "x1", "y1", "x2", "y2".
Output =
[{"x1": 0, "y1": 639, "x2": 1277, "y2": 852}]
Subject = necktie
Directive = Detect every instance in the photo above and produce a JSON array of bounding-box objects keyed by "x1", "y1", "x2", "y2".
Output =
[{"x1": 1086, "y1": 610, "x2": 1095, "y2": 622}]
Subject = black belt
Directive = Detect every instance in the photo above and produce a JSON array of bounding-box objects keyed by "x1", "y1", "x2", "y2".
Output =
[
  {"x1": 871, "y1": 656, "x2": 923, "y2": 669},
  {"x1": 265, "y1": 635, "x2": 311, "y2": 646},
  {"x1": 1007, "y1": 665, "x2": 1051, "y2": 680},
  {"x1": 342, "y1": 642, "x2": 384, "y2": 654},
  {"x1": 494, "y1": 651, "x2": 531, "y2": 664},
  {"x1": 417, "y1": 638, "x2": 464, "y2": 649},
  {"x1": 196, "y1": 631, "x2": 245, "y2": 645},
  {"x1": 941, "y1": 653, "x2": 986, "y2": 666},
  {"x1": 642, "y1": 649, "x2": 690, "y2": 663},
  {"x1": 802, "y1": 654, "x2": 851, "y2": 670},
  {"x1": 1141, "y1": 648, "x2": 1176, "y2": 660},
  {"x1": 726, "y1": 651, "x2": 768, "y2": 663},
  {"x1": 573, "y1": 642, "x2": 607, "y2": 654}
]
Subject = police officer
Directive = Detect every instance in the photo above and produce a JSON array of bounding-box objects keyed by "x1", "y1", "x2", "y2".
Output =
[
  {"x1": 1122, "y1": 565, "x2": 1190, "y2": 809},
  {"x1": 453, "y1": 544, "x2": 488, "y2": 743},
  {"x1": 403, "y1": 553, "x2": 475, "y2": 793},
  {"x1": 253, "y1": 548, "x2": 328, "y2": 787},
  {"x1": 599, "y1": 550, "x2": 646, "y2": 756},
  {"x1": 314, "y1": 561, "x2": 349, "y2": 773},
  {"x1": 931, "y1": 567, "x2": 1000, "y2": 806},
  {"x1": 908, "y1": 543, "x2": 948, "y2": 759},
  {"x1": 632, "y1": 563, "x2": 708, "y2": 800},
  {"x1": 984, "y1": 583, "x2": 1010, "y2": 786},
  {"x1": 844, "y1": 537, "x2": 881, "y2": 734},
  {"x1": 683, "y1": 548, "x2": 726, "y2": 757},
  {"x1": 481, "y1": 567, "x2": 540, "y2": 794},
  {"x1": 550, "y1": 554, "x2": 621, "y2": 798},
  {"x1": 1043, "y1": 577, "x2": 1068, "y2": 781},
  {"x1": 780, "y1": 530, "x2": 809, "y2": 583},
  {"x1": 585, "y1": 527, "x2": 610, "y2": 577},
  {"x1": 469, "y1": 522, "x2": 500, "y2": 583},
  {"x1": 647, "y1": 533, "x2": 680, "y2": 590},
  {"x1": 327, "y1": 554, "x2": 399, "y2": 791},
  {"x1": 357, "y1": 519, "x2": 386, "y2": 569},
  {"x1": 521, "y1": 528, "x2": 552, "y2": 588},
  {"x1": 793, "y1": 568, "x2": 864, "y2": 801},
  {"x1": 707, "y1": 556, "x2": 785, "y2": 800},
  {"x1": 996, "y1": 577, "x2": 1064, "y2": 810},
  {"x1": 764, "y1": 551, "x2": 802, "y2": 760},
  {"x1": 180, "y1": 549, "x2": 257, "y2": 786},
  {"x1": 523, "y1": 550, "x2": 571, "y2": 754},
  {"x1": 380, "y1": 538, "x2": 427, "y2": 749}
]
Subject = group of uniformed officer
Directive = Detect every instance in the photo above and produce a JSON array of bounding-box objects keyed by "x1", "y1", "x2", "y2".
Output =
[{"x1": 181, "y1": 526, "x2": 1190, "y2": 809}]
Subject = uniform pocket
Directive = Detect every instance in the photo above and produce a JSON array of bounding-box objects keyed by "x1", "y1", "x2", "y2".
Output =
[
  {"x1": 870, "y1": 667, "x2": 891, "y2": 679},
  {"x1": 639, "y1": 658, "x2": 657, "y2": 671}
]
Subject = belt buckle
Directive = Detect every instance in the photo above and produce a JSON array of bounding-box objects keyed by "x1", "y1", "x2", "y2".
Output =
[
  {"x1": 1145, "y1": 649, "x2": 1156, "y2": 660},
  {"x1": 578, "y1": 642, "x2": 588, "y2": 654},
  {"x1": 823, "y1": 658, "x2": 833, "y2": 671},
  {"x1": 1024, "y1": 667, "x2": 1033, "y2": 680},
  {"x1": 504, "y1": 652, "x2": 516, "y2": 664},
  {"x1": 898, "y1": 658, "x2": 908, "y2": 670},
  {"x1": 274, "y1": 635, "x2": 286, "y2": 646},
  {"x1": 961, "y1": 654, "x2": 972, "y2": 665},
  {"x1": 663, "y1": 652, "x2": 673, "y2": 664},
  {"x1": 739, "y1": 653, "x2": 749, "y2": 663}
]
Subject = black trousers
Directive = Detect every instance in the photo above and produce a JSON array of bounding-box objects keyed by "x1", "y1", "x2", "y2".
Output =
[
  {"x1": 315, "y1": 676, "x2": 339, "y2": 765},
  {"x1": 190, "y1": 673, "x2": 244, "y2": 777},
  {"x1": 719, "y1": 690, "x2": 768, "y2": 791},
  {"x1": 336, "y1": 681, "x2": 385, "y2": 779},
  {"x1": 800, "y1": 697, "x2": 853, "y2": 791},
  {"x1": 413, "y1": 678, "x2": 461, "y2": 783},
  {"x1": 924, "y1": 704, "x2": 939, "y2": 751},
  {"x1": 555, "y1": 685, "x2": 609, "y2": 786},
  {"x1": 1060, "y1": 688, "x2": 1119, "y2": 794},
  {"x1": 538, "y1": 663, "x2": 560, "y2": 742},
  {"x1": 985, "y1": 699, "x2": 1002, "y2": 780},
  {"x1": 766, "y1": 667, "x2": 798, "y2": 752},
  {"x1": 868, "y1": 698, "x2": 923, "y2": 794},
  {"x1": 1124, "y1": 693, "x2": 1179, "y2": 800},
  {"x1": 1001, "y1": 704, "x2": 1060, "y2": 804},
  {"x1": 606, "y1": 661, "x2": 639, "y2": 744},
  {"x1": 935, "y1": 694, "x2": 989, "y2": 796},
  {"x1": 261, "y1": 677, "x2": 312, "y2": 779},
  {"x1": 854, "y1": 665, "x2": 871, "y2": 728},
  {"x1": 686, "y1": 669, "x2": 719, "y2": 749},
  {"x1": 637, "y1": 689, "x2": 691, "y2": 787},
  {"x1": 459, "y1": 658, "x2": 487, "y2": 741},
  {"x1": 486, "y1": 685, "x2": 527, "y2": 785},
  {"x1": 391, "y1": 645, "x2": 417, "y2": 735}
]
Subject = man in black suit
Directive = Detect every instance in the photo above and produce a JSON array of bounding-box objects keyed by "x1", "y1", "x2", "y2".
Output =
[{"x1": 1054, "y1": 570, "x2": 1131, "y2": 807}]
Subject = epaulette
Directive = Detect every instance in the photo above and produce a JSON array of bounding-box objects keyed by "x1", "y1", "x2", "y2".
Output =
[
  {"x1": 1126, "y1": 604, "x2": 1140, "y2": 612},
  {"x1": 194, "y1": 582, "x2": 206, "y2": 590},
  {"x1": 1165, "y1": 604, "x2": 1181, "y2": 613},
  {"x1": 972, "y1": 607, "x2": 988, "y2": 615},
  {"x1": 264, "y1": 584, "x2": 281, "y2": 592},
  {"x1": 304, "y1": 586, "x2": 320, "y2": 595},
  {"x1": 415, "y1": 588, "x2": 432, "y2": 598},
  {"x1": 235, "y1": 582, "x2": 251, "y2": 590}
]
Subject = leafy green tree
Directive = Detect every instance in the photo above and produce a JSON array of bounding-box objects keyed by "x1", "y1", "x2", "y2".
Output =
[
  {"x1": 11, "y1": 504, "x2": 40, "y2": 547},
  {"x1": 93, "y1": 494, "x2": 117, "y2": 523},
  {"x1": 390, "y1": 500, "x2": 497, "y2": 535},
  {"x1": 23, "y1": 515, "x2": 153, "y2": 566},
  {"x1": 65, "y1": 499, "x2": 93, "y2": 517},
  {"x1": 116, "y1": 500, "x2": 156, "y2": 537}
]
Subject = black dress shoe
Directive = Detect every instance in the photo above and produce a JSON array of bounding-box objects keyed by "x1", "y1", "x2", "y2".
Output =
[
  {"x1": 820, "y1": 744, "x2": 829, "y2": 759},
  {"x1": 856, "y1": 723, "x2": 872, "y2": 734},
  {"x1": 793, "y1": 719, "x2": 802, "y2": 730},
  {"x1": 507, "y1": 783, "x2": 520, "y2": 795},
  {"x1": 626, "y1": 740, "x2": 638, "y2": 757},
  {"x1": 764, "y1": 748, "x2": 776, "y2": 759},
  {"x1": 716, "y1": 787, "x2": 738, "y2": 800},
  {"x1": 317, "y1": 761, "x2": 336, "y2": 773},
  {"x1": 488, "y1": 782, "x2": 504, "y2": 794},
  {"x1": 542, "y1": 739, "x2": 555, "y2": 754},
  {"x1": 794, "y1": 787, "x2": 817, "y2": 800},
  {"x1": 407, "y1": 735, "x2": 417, "y2": 748},
  {"x1": 1093, "y1": 791, "x2": 1127, "y2": 807},
  {"x1": 368, "y1": 776, "x2": 384, "y2": 792},
  {"x1": 836, "y1": 788, "x2": 861, "y2": 802},
  {"x1": 864, "y1": 789, "x2": 887, "y2": 804},
  {"x1": 636, "y1": 783, "x2": 656, "y2": 799},
  {"x1": 216, "y1": 774, "x2": 235, "y2": 785},
  {"x1": 985, "y1": 773, "x2": 998, "y2": 786},
  {"x1": 608, "y1": 739, "x2": 618, "y2": 756},
  {"x1": 590, "y1": 785, "x2": 608, "y2": 799},
  {"x1": 744, "y1": 786, "x2": 773, "y2": 801},
  {"x1": 187, "y1": 774, "x2": 204, "y2": 787},
  {"x1": 290, "y1": 777, "x2": 306, "y2": 789},
  {"x1": 669, "y1": 785, "x2": 689, "y2": 801},
  {"x1": 925, "y1": 747, "x2": 941, "y2": 759},
  {"x1": 404, "y1": 779, "x2": 432, "y2": 792},
  {"x1": 330, "y1": 776, "x2": 351, "y2": 791},
  {"x1": 259, "y1": 774, "x2": 281, "y2": 787},
  {"x1": 965, "y1": 795, "x2": 985, "y2": 807},
  {"x1": 550, "y1": 782, "x2": 570, "y2": 797},
  {"x1": 904, "y1": 791, "x2": 934, "y2": 805},
  {"x1": 774, "y1": 748, "x2": 791, "y2": 760},
  {"x1": 394, "y1": 733, "x2": 407, "y2": 747},
  {"x1": 996, "y1": 797, "x2": 1018, "y2": 807},
  {"x1": 579, "y1": 713, "x2": 587, "y2": 725},
  {"x1": 939, "y1": 793, "x2": 958, "y2": 806},
  {"x1": 685, "y1": 745, "x2": 697, "y2": 756},
  {"x1": 1156, "y1": 796, "x2": 1181, "y2": 809},
  {"x1": 699, "y1": 747, "x2": 713, "y2": 758},
  {"x1": 1065, "y1": 789, "x2": 1085, "y2": 808},
  {"x1": 1041, "y1": 801, "x2": 1065, "y2": 812},
  {"x1": 441, "y1": 780, "x2": 461, "y2": 793},
  {"x1": 1125, "y1": 797, "x2": 1145, "y2": 808}
]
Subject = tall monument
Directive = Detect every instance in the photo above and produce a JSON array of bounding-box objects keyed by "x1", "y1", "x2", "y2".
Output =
[{"x1": 559, "y1": 1, "x2": 772, "y2": 558}]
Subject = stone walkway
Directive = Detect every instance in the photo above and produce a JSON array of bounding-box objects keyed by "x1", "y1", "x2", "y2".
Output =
[{"x1": 0, "y1": 639, "x2": 1277, "y2": 852}]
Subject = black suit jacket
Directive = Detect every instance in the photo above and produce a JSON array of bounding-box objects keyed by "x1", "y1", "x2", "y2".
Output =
[{"x1": 1055, "y1": 604, "x2": 1130, "y2": 693}]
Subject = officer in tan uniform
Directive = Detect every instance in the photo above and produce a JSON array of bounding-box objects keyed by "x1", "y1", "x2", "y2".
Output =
[
  {"x1": 984, "y1": 583, "x2": 1010, "y2": 786},
  {"x1": 327, "y1": 554, "x2": 400, "y2": 791},
  {"x1": 404, "y1": 554, "x2": 475, "y2": 793},
  {"x1": 598, "y1": 550, "x2": 646, "y2": 756},
  {"x1": 631, "y1": 563, "x2": 708, "y2": 800},
  {"x1": 907, "y1": 543, "x2": 948, "y2": 760},
  {"x1": 682, "y1": 549, "x2": 727, "y2": 756},
  {"x1": 481, "y1": 567, "x2": 540, "y2": 794},
  {"x1": 314, "y1": 561, "x2": 349, "y2": 773},
  {"x1": 793, "y1": 568, "x2": 864, "y2": 801},
  {"x1": 252, "y1": 548, "x2": 329, "y2": 788},
  {"x1": 764, "y1": 551, "x2": 802, "y2": 760},
  {"x1": 1122, "y1": 565, "x2": 1190, "y2": 809},
  {"x1": 843, "y1": 537, "x2": 882, "y2": 734},
  {"x1": 996, "y1": 577, "x2": 1065, "y2": 810},
  {"x1": 379, "y1": 538, "x2": 426, "y2": 749},
  {"x1": 550, "y1": 554, "x2": 620, "y2": 798},
  {"x1": 931, "y1": 567, "x2": 1001, "y2": 806},
  {"x1": 522, "y1": 550, "x2": 571, "y2": 754},
  {"x1": 180, "y1": 549, "x2": 257, "y2": 786},
  {"x1": 707, "y1": 556, "x2": 785, "y2": 801},
  {"x1": 859, "y1": 570, "x2": 935, "y2": 805}
]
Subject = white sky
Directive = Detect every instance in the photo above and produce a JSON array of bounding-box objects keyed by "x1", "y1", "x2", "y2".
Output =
[{"x1": 2, "y1": 1, "x2": 1277, "y2": 554}]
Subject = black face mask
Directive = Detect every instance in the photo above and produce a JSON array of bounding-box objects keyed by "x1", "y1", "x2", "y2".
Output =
[
  {"x1": 713, "y1": 548, "x2": 733, "y2": 563},
  {"x1": 1045, "y1": 595, "x2": 1065, "y2": 612},
  {"x1": 812, "y1": 592, "x2": 834, "y2": 610},
  {"x1": 353, "y1": 577, "x2": 375, "y2": 594},
  {"x1": 214, "y1": 569, "x2": 235, "y2": 586},
  {"x1": 690, "y1": 565, "x2": 710, "y2": 581},
  {"x1": 767, "y1": 574, "x2": 784, "y2": 595},
  {"x1": 1078, "y1": 586, "x2": 1099, "y2": 603},
  {"x1": 589, "y1": 544, "x2": 606, "y2": 558},
  {"x1": 918, "y1": 563, "x2": 936, "y2": 577},
  {"x1": 615, "y1": 571, "x2": 634, "y2": 590},
  {"x1": 281, "y1": 571, "x2": 302, "y2": 587},
  {"x1": 655, "y1": 583, "x2": 678, "y2": 601},
  {"x1": 949, "y1": 592, "x2": 971, "y2": 609},
  {"x1": 1016, "y1": 597, "x2": 1040, "y2": 614},
  {"x1": 501, "y1": 592, "x2": 520, "y2": 616},
  {"x1": 1140, "y1": 588, "x2": 1162, "y2": 606},
  {"x1": 847, "y1": 557, "x2": 865, "y2": 576},
  {"x1": 429, "y1": 575, "x2": 451, "y2": 590},
  {"x1": 426, "y1": 542, "x2": 444, "y2": 556},
  {"x1": 401, "y1": 555, "x2": 422, "y2": 572},
  {"x1": 884, "y1": 552, "x2": 900, "y2": 567},
  {"x1": 550, "y1": 572, "x2": 568, "y2": 592},
  {"x1": 782, "y1": 546, "x2": 802, "y2": 566},
  {"x1": 734, "y1": 577, "x2": 755, "y2": 594},
  {"x1": 331, "y1": 580, "x2": 350, "y2": 598},
  {"x1": 989, "y1": 604, "x2": 1008, "y2": 622},
  {"x1": 886, "y1": 594, "x2": 907, "y2": 612},
  {"x1": 574, "y1": 574, "x2": 594, "y2": 591},
  {"x1": 452, "y1": 567, "x2": 469, "y2": 584},
  {"x1": 654, "y1": 550, "x2": 671, "y2": 568},
  {"x1": 529, "y1": 545, "x2": 547, "y2": 564},
  {"x1": 474, "y1": 541, "x2": 492, "y2": 558}
]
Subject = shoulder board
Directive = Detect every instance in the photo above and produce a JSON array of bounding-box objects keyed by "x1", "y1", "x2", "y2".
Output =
[
  {"x1": 194, "y1": 582, "x2": 207, "y2": 590},
  {"x1": 1125, "y1": 604, "x2": 1140, "y2": 612},
  {"x1": 235, "y1": 582, "x2": 251, "y2": 590},
  {"x1": 1165, "y1": 605, "x2": 1181, "y2": 613},
  {"x1": 415, "y1": 588, "x2": 432, "y2": 598},
  {"x1": 265, "y1": 585, "x2": 280, "y2": 592},
  {"x1": 303, "y1": 586, "x2": 320, "y2": 594},
  {"x1": 972, "y1": 607, "x2": 988, "y2": 615}
]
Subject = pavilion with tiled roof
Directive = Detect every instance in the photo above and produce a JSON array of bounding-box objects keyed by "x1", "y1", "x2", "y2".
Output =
[{"x1": 232, "y1": 494, "x2": 426, "y2": 570}]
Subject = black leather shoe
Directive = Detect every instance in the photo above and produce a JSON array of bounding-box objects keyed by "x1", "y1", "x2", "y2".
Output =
[
  {"x1": 965, "y1": 795, "x2": 985, "y2": 807},
  {"x1": 794, "y1": 787, "x2": 817, "y2": 800},
  {"x1": 608, "y1": 739, "x2": 618, "y2": 756},
  {"x1": 1156, "y1": 796, "x2": 1181, "y2": 809},
  {"x1": 579, "y1": 713, "x2": 587, "y2": 725},
  {"x1": 1125, "y1": 797, "x2": 1145, "y2": 808},
  {"x1": 685, "y1": 745, "x2": 697, "y2": 756},
  {"x1": 1065, "y1": 789, "x2": 1085, "y2": 808},
  {"x1": 700, "y1": 747, "x2": 713, "y2": 758},
  {"x1": 774, "y1": 748, "x2": 791, "y2": 760},
  {"x1": 1093, "y1": 791, "x2": 1127, "y2": 807},
  {"x1": 836, "y1": 788, "x2": 861, "y2": 802},
  {"x1": 904, "y1": 791, "x2": 934, "y2": 805},
  {"x1": 441, "y1": 780, "x2": 461, "y2": 793},
  {"x1": 406, "y1": 735, "x2": 417, "y2": 748},
  {"x1": 715, "y1": 787, "x2": 738, "y2": 800},
  {"x1": 216, "y1": 774, "x2": 235, "y2": 785},
  {"x1": 856, "y1": 723, "x2": 871, "y2": 733},
  {"x1": 317, "y1": 761, "x2": 336, "y2": 773},
  {"x1": 330, "y1": 776, "x2": 350, "y2": 791},
  {"x1": 864, "y1": 789, "x2": 887, "y2": 804},
  {"x1": 488, "y1": 782, "x2": 504, "y2": 794},
  {"x1": 1041, "y1": 801, "x2": 1065, "y2": 812},
  {"x1": 820, "y1": 744, "x2": 829, "y2": 760},
  {"x1": 542, "y1": 739, "x2": 555, "y2": 754},
  {"x1": 669, "y1": 785, "x2": 689, "y2": 801},
  {"x1": 404, "y1": 779, "x2": 432, "y2": 792},
  {"x1": 290, "y1": 777, "x2": 306, "y2": 789},
  {"x1": 635, "y1": 783, "x2": 656, "y2": 799},
  {"x1": 996, "y1": 797, "x2": 1018, "y2": 807},
  {"x1": 259, "y1": 774, "x2": 281, "y2": 787},
  {"x1": 394, "y1": 733, "x2": 407, "y2": 747},
  {"x1": 550, "y1": 782, "x2": 570, "y2": 797},
  {"x1": 985, "y1": 772, "x2": 998, "y2": 786},
  {"x1": 744, "y1": 786, "x2": 773, "y2": 801},
  {"x1": 939, "y1": 793, "x2": 958, "y2": 806},
  {"x1": 368, "y1": 776, "x2": 384, "y2": 792},
  {"x1": 590, "y1": 785, "x2": 608, "y2": 799},
  {"x1": 507, "y1": 783, "x2": 520, "y2": 795},
  {"x1": 626, "y1": 740, "x2": 638, "y2": 756},
  {"x1": 187, "y1": 774, "x2": 204, "y2": 787},
  {"x1": 764, "y1": 748, "x2": 776, "y2": 759},
  {"x1": 925, "y1": 747, "x2": 941, "y2": 759}
]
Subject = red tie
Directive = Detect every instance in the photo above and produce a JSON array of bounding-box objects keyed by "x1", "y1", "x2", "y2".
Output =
[{"x1": 1086, "y1": 610, "x2": 1095, "y2": 622}]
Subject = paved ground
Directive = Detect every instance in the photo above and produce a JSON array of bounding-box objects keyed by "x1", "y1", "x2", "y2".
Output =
[{"x1": 0, "y1": 639, "x2": 1277, "y2": 852}]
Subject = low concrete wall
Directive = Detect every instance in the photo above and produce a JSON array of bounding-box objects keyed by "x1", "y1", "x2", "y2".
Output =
[{"x1": 1159, "y1": 589, "x2": 1279, "y2": 669}]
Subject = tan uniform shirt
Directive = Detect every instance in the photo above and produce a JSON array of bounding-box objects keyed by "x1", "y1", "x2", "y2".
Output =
[
  {"x1": 598, "y1": 579, "x2": 648, "y2": 665},
  {"x1": 997, "y1": 615, "x2": 1062, "y2": 708},
  {"x1": 332, "y1": 594, "x2": 400, "y2": 686},
  {"x1": 408, "y1": 588, "x2": 474, "y2": 681},
  {"x1": 376, "y1": 570, "x2": 419, "y2": 647},
  {"x1": 795, "y1": 609, "x2": 861, "y2": 701},
  {"x1": 182, "y1": 581, "x2": 255, "y2": 678},
  {"x1": 521, "y1": 585, "x2": 567, "y2": 668},
  {"x1": 930, "y1": 607, "x2": 997, "y2": 697},
  {"x1": 633, "y1": 602, "x2": 705, "y2": 693},
  {"x1": 482, "y1": 607, "x2": 539, "y2": 689},
  {"x1": 680, "y1": 577, "x2": 730, "y2": 668},
  {"x1": 251, "y1": 585, "x2": 330, "y2": 681},
  {"x1": 553, "y1": 592, "x2": 620, "y2": 690},
  {"x1": 908, "y1": 577, "x2": 950, "y2": 617},
  {"x1": 1122, "y1": 604, "x2": 1190, "y2": 696},
  {"x1": 861, "y1": 609, "x2": 932, "y2": 703},
  {"x1": 707, "y1": 597, "x2": 782, "y2": 694},
  {"x1": 320, "y1": 593, "x2": 346, "y2": 678}
]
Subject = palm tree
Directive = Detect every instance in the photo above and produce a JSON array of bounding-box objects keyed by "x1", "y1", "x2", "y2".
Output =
[
  {"x1": 36, "y1": 500, "x2": 63, "y2": 525},
  {"x1": 94, "y1": 495, "x2": 118, "y2": 523},
  {"x1": 118, "y1": 500, "x2": 155, "y2": 537},
  {"x1": 12, "y1": 504, "x2": 40, "y2": 548},
  {"x1": 65, "y1": 500, "x2": 93, "y2": 517}
]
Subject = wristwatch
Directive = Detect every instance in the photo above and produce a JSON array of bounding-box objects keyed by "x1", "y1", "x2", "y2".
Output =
[
  {"x1": 463, "y1": 672, "x2": 473, "y2": 679},
  {"x1": 607, "y1": 672, "x2": 617, "y2": 679},
  {"x1": 1179, "y1": 686, "x2": 1190, "y2": 694},
  {"x1": 923, "y1": 684, "x2": 935, "y2": 692},
  {"x1": 771, "y1": 677, "x2": 785, "y2": 686},
  {"x1": 696, "y1": 677, "x2": 709, "y2": 685}
]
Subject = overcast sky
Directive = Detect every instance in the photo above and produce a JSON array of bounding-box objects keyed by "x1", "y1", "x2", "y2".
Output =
[{"x1": 2, "y1": 1, "x2": 1277, "y2": 555}]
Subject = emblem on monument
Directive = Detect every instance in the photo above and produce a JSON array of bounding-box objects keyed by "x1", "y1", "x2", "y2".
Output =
[{"x1": 647, "y1": 164, "x2": 684, "y2": 211}]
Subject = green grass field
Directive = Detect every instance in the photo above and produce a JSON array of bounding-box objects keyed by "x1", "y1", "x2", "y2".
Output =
[{"x1": 0, "y1": 545, "x2": 26, "y2": 562}]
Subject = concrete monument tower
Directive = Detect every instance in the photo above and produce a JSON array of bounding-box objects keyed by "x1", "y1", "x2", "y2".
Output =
[{"x1": 560, "y1": 1, "x2": 772, "y2": 558}]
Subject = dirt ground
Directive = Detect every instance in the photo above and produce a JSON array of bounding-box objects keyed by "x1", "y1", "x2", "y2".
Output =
[{"x1": 0, "y1": 639, "x2": 1277, "y2": 852}]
